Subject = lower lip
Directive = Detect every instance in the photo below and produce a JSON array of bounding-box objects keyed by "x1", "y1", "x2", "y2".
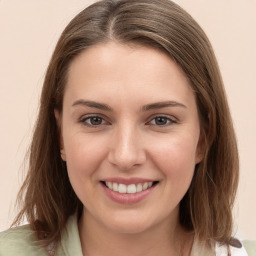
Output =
[{"x1": 101, "y1": 183, "x2": 157, "y2": 204}]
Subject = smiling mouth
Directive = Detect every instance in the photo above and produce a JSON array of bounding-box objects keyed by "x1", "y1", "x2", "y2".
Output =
[{"x1": 101, "y1": 181, "x2": 159, "y2": 194}]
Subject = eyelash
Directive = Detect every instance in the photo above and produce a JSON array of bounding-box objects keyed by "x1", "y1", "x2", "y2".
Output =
[
  {"x1": 147, "y1": 115, "x2": 177, "y2": 126},
  {"x1": 79, "y1": 115, "x2": 177, "y2": 128},
  {"x1": 80, "y1": 115, "x2": 108, "y2": 128}
]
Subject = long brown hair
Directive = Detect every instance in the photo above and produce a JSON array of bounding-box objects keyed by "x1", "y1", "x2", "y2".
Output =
[{"x1": 13, "y1": 0, "x2": 239, "y2": 249}]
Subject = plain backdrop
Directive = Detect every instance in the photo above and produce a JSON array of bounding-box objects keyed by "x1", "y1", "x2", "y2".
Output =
[{"x1": 0, "y1": 0, "x2": 255, "y2": 240}]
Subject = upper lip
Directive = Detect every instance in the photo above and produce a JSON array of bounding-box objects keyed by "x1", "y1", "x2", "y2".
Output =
[{"x1": 101, "y1": 177, "x2": 158, "y2": 185}]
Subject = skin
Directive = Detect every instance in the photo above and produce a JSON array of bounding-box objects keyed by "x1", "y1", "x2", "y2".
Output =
[{"x1": 55, "y1": 42, "x2": 203, "y2": 256}]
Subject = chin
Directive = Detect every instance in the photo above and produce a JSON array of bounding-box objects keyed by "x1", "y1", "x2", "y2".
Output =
[{"x1": 103, "y1": 213, "x2": 157, "y2": 235}]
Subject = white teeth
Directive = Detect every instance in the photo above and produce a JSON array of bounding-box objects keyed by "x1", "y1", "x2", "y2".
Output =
[
  {"x1": 142, "y1": 182, "x2": 148, "y2": 190},
  {"x1": 113, "y1": 183, "x2": 118, "y2": 191},
  {"x1": 118, "y1": 184, "x2": 127, "y2": 193},
  {"x1": 106, "y1": 182, "x2": 112, "y2": 190},
  {"x1": 136, "y1": 183, "x2": 143, "y2": 192},
  {"x1": 127, "y1": 184, "x2": 136, "y2": 194},
  {"x1": 104, "y1": 181, "x2": 156, "y2": 194}
]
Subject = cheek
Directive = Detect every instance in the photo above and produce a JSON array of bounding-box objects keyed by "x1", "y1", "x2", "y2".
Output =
[
  {"x1": 64, "y1": 135, "x2": 106, "y2": 175},
  {"x1": 62, "y1": 133, "x2": 104, "y2": 196},
  {"x1": 63, "y1": 135, "x2": 108, "y2": 204},
  {"x1": 150, "y1": 136, "x2": 198, "y2": 182}
]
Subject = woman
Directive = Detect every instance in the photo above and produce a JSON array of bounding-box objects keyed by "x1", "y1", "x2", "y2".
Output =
[{"x1": 0, "y1": 0, "x2": 251, "y2": 255}]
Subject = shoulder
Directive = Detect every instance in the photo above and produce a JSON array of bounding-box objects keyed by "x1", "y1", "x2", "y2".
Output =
[
  {"x1": 0, "y1": 225, "x2": 48, "y2": 256},
  {"x1": 191, "y1": 237, "x2": 250, "y2": 256},
  {"x1": 242, "y1": 240, "x2": 256, "y2": 256},
  {"x1": 216, "y1": 241, "x2": 249, "y2": 256}
]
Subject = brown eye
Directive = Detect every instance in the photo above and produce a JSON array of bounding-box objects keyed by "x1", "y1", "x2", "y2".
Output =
[
  {"x1": 90, "y1": 116, "x2": 103, "y2": 125},
  {"x1": 155, "y1": 117, "x2": 168, "y2": 125},
  {"x1": 81, "y1": 116, "x2": 106, "y2": 127},
  {"x1": 149, "y1": 116, "x2": 176, "y2": 126}
]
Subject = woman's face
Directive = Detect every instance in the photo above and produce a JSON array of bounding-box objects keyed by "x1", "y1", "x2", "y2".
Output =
[{"x1": 57, "y1": 42, "x2": 203, "y2": 234}]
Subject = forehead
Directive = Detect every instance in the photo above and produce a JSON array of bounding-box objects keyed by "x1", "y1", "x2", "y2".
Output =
[
  {"x1": 64, "y1": 42, "x2": 195, "y2": 108},
  {"x1": 67, "y1": 42, "x2": 189, "y2": 83}
]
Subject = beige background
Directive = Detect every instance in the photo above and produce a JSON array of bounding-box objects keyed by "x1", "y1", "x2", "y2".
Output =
[{"x1": 0, "y1": 0, "x2": 255, "y2": 239}]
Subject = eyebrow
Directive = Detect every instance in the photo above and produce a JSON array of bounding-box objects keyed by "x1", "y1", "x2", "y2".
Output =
[
  {"x1": 141, "y1": 101, "x2": 187, "y2": 111},
  {"x1": 72, "y1": 100, "x2": 113, "y2": 111},
  {"x1": 72, "y1": 99, "x2": 187, "y2": 111}
]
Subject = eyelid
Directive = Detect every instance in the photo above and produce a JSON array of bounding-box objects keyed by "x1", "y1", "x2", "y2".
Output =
[
  {"x1": 78, "y1": 113, "x2": 178, "y2": 128},
  {"x1": 79, "y1": 114, "x2": 110, "y2": 127},
  {"x1": 146, "y1": 114, "x2": 178, "y2": 126}
]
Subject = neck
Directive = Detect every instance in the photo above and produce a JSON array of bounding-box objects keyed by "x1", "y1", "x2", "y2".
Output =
[{"x1": 78, "y1": 208, "x2": 194, "y2": 256}]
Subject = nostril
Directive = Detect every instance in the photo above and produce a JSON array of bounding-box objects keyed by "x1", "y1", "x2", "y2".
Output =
[
  {"x1": 107, "y1": 132, "x2": 147, "y2": 170},
  {"x1": 107, "y1": 149, "x2": 147, "y2": 171}
]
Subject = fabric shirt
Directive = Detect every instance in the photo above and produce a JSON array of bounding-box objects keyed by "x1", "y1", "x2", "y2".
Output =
[{"x1": 0, "y1": 214, "x2": 250, "y2": 256}]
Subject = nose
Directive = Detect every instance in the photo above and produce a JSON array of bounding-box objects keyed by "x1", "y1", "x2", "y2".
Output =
[{"x1": 108, "y1": 124, "x2": 146, "y2": 171}]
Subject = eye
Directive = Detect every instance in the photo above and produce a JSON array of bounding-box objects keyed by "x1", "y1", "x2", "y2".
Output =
[
  {"x1": 148, "y1": 116, "x2": 176, "y2": 126},
  {"x1": 80, "y1": 115, "x2": 107, "y2": 127}
]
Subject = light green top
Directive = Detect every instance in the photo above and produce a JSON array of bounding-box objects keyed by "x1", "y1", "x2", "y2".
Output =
[
  {"x1": 243, "y1": 240, "x2": 256, "y2": 256},
  {"x1": 0, "y1": 215, "x2": 82, "y2": 256},
  {"x1": 0, "y1": 215, "x2": 253, "y2": 255}
]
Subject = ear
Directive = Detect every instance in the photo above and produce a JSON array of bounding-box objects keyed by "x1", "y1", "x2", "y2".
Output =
[
  {"x1": 195, "y1": 131, "x2": 206, "y2": 164},
  {"x1": 54, "y1": 109, "x2": 66, "y2": 161}
]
